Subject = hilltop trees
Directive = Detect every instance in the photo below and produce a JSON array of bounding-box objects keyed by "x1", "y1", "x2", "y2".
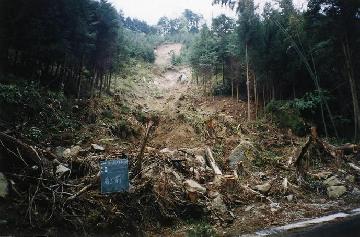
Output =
[
  {"x1": 189, "y1": 25, "x2": 218, "y2": 92},
  {"x1": 0, "y1": 0, "x2": 123, "y2": 97},
  {"x1": 306, "y1": 0, "x2": 360, "y2": 140},
  {"x1": 190, "y1": 0, "x2": 360, "y2": 140},
  {"x1": 156, "y1": 9, "x2": 204, "y2": 36}
]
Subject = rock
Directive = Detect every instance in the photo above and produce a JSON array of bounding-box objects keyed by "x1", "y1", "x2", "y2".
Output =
[
  {"x1": 62, "y1": 148, "x2": 72, "y2": 158},
  {"x1": 56, "y1": 164, "x2": 71, "y2": 177},
  {"x1": 55, "y1": 145, "x2": 82, "y2": 158},
  {"x1": 91, "y1": 144, "x2": 105, "y2": 152},
  {"x1": 171, "y1": 170, "x2": 183, "y2": 183},
  {"x1": 270, "y1": 202, "x2": 281, "y2": 212},
  {"x1": 352, "y1": 187, "x2": 360, "y2": 195},
  {"x1": 228, "y1": 140, "x2": 258, "y2": 170},
  {"x1": 194, "y1": 155, "x2": 206, "y2": 167},
  {"x1": 286, "y1": 194, "x2": 294, "y2": 202},
  {"x1": 323, "y1": 176, "x2": 342, "y2": 187},
  {"x1": 69, "y1": 145, "x2": 82, "y2": 157},
  {"x1": 63, "y1": 146, "x2": 82, "y2": 158},
  {"x1": 211, "y1": 195, "x2": 227, "y2": 213},
  {"x1": 346, "y1": 175, "x2": 355, "y2": 183},
  {"x1": 0, "y1": 173, "x2": 8, "y2": 198},
  {"x1": 182, "y1": 147, "x2": 206, "y2": 157},
  {"x1": 245, "y1": 205, "x2": 255, "y2": 212},
  {"x1": 146, "y1": 147, "x2": 156, "y2": 152},
  {"x1": 208, "y1": 191, "x2": 220, "y2": 199},
  {"x1": 178, "y1": 74, "x2": 188, "y2": 84},
  {"x1": 282, "y1": 178, "x2": 288, "y2": 191},
  {"x1": 55, "y1": 146, "x2": 66, "y2": 158},
  {"x1": 327, "y1": 185, "x2": 346, "y2": 199},
  {"x1": 183, "y1": 179, "x2": 206, "y2": 194},
  {"x1": 189, "y1": 167, "x2": 201, "y2": 181},
  {"x1": 160, "y1": 148, "x2": 175, "y2": 155},
  {"x1": 313, "y1": 171, "x2": 332, "y2": 180},
  {"x1": 254, "y1": 182, "x2": 271, "y2": 194}
]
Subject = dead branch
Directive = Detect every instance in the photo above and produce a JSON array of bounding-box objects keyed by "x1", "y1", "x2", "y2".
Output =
[
  {"x1": 205, "y1": 146, "x2": 223, "y2": 176},
  {"x1": 66, "y1": 183, "x2": 94, "y2": 202},
  {"x1": 348, "y1": 163, "x2": 360, "y2": 173},
  {"x1": 0, "y1": 132, "x2": 43, "y2": 166},
  {"x1": 289, "y1": 128, "x2": 359, "y2": 171},
  {"x1": 136, "y1": 121, "x2": 154, "y2": 174},
  {"x1": 288, "y1": 136, "x2": 312, "y2": 167}
]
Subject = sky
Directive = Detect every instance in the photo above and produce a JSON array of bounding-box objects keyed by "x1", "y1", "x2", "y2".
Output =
[{"x1": 109, "y1": 0, "x2": 307, "y2": 25}]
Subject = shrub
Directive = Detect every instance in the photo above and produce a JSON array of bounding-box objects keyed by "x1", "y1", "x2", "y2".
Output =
[
  {"x1": 0, "y1": 81, "x2": 80, "y2": 141},
  {"x1": 265, "y1": 100, "x2": 306, "y2": 136}
]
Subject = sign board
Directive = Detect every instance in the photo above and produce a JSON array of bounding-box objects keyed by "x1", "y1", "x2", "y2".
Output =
[{"x1": 100, "y1": 159, "x2": 129, "y2": 194}]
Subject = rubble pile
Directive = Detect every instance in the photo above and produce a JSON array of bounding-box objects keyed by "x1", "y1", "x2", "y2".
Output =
[{"x1": 1, "y1": 128, "x2": 360, "y2": 235}]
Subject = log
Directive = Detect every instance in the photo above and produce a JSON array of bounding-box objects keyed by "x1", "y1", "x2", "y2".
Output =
[
  {"x1": 348, "y1": 163, "x2": 360, "y2": 173},
  {"x1": 0, "y1": 132, "x2": 43, "y2": 167},
  {"x1": 288, "y1": 136, "x2": 312, "y2": 167},
  {"x1": 205, "y1": 147, "x2": 223, "y2": 176},
  {"x1": 137, "y1": 121, "x2": 154, "y2": 174}
]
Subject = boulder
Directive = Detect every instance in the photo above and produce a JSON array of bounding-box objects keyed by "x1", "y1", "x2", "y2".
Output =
[
  {"x1": 194, "y1": 155, "x2": 206, "y2": 167},
  {"x1": 346, "y1": 175, "x2": 355, "y2": 183},
  {"x1": 160, "y1": 148, "x2": 175, "y2": 156},
  {"x1": 55, "y1": 145, "x2": 82, "y2": 158},
  {"x1": 286, "y1": 194, "x2": 294, "y2": 202},
  {"x1": 270, "y1": 202, "x2": 281, "y2": 212},
  {"x1": 228, "y1": 140, "x2": 258, "y2": 170},
  {"x1": 62, "y1": 148, "x2": 72, "y2": 158},
  {"x1": 211, "y1": 195, "x2": 227, "y2": 213},
  {"x1": 323, "y1": 176, "x2": 342, "y2": 187},
  {"x1": 352, "y1": 187, "x2": 360, "y2": 195},
  {"x1": 0, "y1": 173, "x2": 8, "y2": 198},
  {"x1": 55, "y1": 164, "x2": 71, "y2": 177},
  {"x1": 91, "y1": 144, "x2": 105, "y2": 152},
  {"x1": 327, "y1": 185, "x2": 346, "y2": 199},
  {"x1": 313, "y1": 171, "x2": 332, "y2": 180},
  {"x1": 254, "y1": 182, "x2": 271, "y2": 194},
  {"x1": 55, "y1": 146, "x2": 66, "y2": 158},
  {"x1": 183, "y1": 179, "x2": 206, "y2": 194},
  {"x1": 245, "y1": 205, "x2": 255, "y2": 212}
]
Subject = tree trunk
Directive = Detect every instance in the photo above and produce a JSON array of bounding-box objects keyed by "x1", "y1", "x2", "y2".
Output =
[
  {"x1": 343, "y1": 39, "x2": 360, "y2": 141},
  {"x1": 254, "y1": 73, "x2": 257, "y2": 119},
  {"x1": 246, "y1": 43, "x2": 251, "y2": 122},
  {"x1": 222, "y1": 60, "x2": 225, "y2": 87},
  {"x1": 231, "y1": 77, "x2": 234, "y2": 98},
  {"x1": 236, "y1": 84, "x2": 239, "y2": 102}
]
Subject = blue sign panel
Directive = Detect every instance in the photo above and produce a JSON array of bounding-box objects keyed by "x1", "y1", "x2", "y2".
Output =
[{"x1": 100, "y1": 159, "x2": 129, "y2": 194}]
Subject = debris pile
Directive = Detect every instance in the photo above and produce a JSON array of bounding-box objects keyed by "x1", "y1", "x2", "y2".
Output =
[{"x1": 1, "y1": 123, "x2": 360, "y2": 236}]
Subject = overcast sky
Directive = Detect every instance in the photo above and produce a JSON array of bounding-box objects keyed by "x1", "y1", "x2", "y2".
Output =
[{"x1": 109, "y1": 0, "x2": 307, "y2": 25}]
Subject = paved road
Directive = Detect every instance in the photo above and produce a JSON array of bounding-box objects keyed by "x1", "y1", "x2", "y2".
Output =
[{"x1": 272, "y1": 214, "x2": 360, "y2": 237}]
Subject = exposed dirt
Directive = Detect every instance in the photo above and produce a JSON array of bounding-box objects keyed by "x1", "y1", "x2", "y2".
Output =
[
  {"x1": 154, "y1": 43, "x2": 182, "y2": 66},
  {"x1": 136, "y1": 44, "x2": 360, "y2": 236}
]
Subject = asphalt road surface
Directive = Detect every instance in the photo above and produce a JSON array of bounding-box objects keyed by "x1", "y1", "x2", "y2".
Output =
[{"x1": 270, "y1": 214, "x2": 360, "y2": 237}]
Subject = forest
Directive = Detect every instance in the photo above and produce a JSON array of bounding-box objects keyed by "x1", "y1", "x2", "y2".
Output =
[
  {"x1": 190, "y1": 0, "x2": 360, "y2": 141},
  {"x1": 0, "y1": 0, "x2": 360, "y2": 236}
]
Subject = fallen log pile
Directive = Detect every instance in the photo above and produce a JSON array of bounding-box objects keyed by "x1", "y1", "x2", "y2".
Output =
[{"x1": 1, "y1": 128, "x2": 360, "y2": 235}]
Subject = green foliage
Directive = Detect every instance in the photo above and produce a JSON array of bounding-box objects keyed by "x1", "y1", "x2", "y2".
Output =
[
  {"x1": 111, "y1": 119, "x2": 140, "y2": 139},
  {"x1": 123, "y1": 29, "x2": 159, "y2": 63},
  {"x1": 157, "y1": 9, "x2": 203, "y2": 36},
  {"x1": 187, "y1": 222, "x2": 216, "y2": 237},
  {"x1": 291, "y1": 90, "x2": 329, "y2": 115},
  {"x1": 171, "y1": 52, "x2": 182, "y2": 66},
  {"x1": 265, "y1": 100, "x2": 306, "y2": 136},
  {"x1": 0, "y1": 81, "x2": 80, "y2": 141}
]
